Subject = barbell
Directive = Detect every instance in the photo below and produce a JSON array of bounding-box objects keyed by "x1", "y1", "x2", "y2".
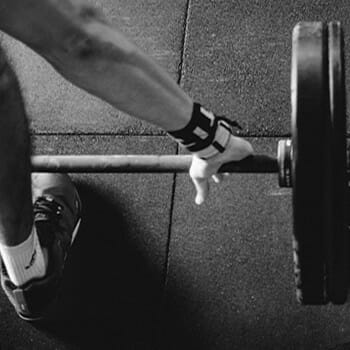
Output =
[
  {"x1": 31, "y1": 22, "x2": 349, "y2": 305},
  {"x1": 30, "y1": 154, "x2": 278, "y2": 173}
]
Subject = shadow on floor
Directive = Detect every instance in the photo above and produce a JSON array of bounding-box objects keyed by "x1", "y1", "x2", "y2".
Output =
[
  {"x1": 32, "y1": 181, "x2": 163, "y2": 349},
  {"x1": 7, "y1": 180, "x2": 346, "y2": 349}
]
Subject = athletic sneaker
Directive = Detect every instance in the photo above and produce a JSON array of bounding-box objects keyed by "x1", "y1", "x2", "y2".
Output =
[{"x1": 0, "y1": 173, "x2": 81, "y2": 321}]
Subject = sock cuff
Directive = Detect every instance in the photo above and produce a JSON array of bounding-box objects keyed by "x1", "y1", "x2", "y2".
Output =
[{"x1": 0, "y1": 227, "x2": 47, "y2": 286}]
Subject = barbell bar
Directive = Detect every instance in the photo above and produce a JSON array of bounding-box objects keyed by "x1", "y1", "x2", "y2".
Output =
[
  {"x1": 30, "y1": 154, "x2": 279, "y2": 173},
  {"x1": 28, "y1": 150, "x2": 350, "y2": 178},
  {"x1": 30, "y1": 22, "x2": 349, "y2": 305}
]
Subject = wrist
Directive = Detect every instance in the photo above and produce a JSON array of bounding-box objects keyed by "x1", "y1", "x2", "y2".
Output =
[{"x1": 167, "y1": 103, "x2": 241, "y2": 160}]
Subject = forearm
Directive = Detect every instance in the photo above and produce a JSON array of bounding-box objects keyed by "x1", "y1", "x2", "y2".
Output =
[
  {"x1": 0, "y1": 0, "x2": 193, "y2": 131},
  {"x1": 46, "y1": 23, "x2": 193, "y2": 131}
]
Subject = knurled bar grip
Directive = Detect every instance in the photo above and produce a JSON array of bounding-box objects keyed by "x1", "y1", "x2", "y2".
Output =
[{"x1": 31, "y1": 154, "x2": 279, "y2": 173}]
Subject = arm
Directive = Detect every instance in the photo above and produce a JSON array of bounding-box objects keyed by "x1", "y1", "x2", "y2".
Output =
[
  {"x1": 0, "y1": 0, "x2": 193, "y2": 131},
  {"x1": 0, "y1": 0, "x2": 253, "y2": 204}
]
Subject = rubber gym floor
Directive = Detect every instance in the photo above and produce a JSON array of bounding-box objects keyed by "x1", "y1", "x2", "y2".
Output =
[{"x1": 1, "y1": 1, "x2": 350, "y2": 349}]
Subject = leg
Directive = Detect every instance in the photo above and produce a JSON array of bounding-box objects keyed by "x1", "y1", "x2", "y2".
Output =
[
  {"x1": 0, "y1": 46, "x2": 50, "y2": 291},
  {"x1": 0, "y1": 47, "x2": 32, "y2": 247},
  {"x1": 0, "y1": 49, "x2": 81, "y2": 320}
]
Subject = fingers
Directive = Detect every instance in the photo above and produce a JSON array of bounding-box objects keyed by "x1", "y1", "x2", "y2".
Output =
[
  {"x1": 212, "y1": 173, "x2": 229, "y2": 184},
  {"x1": 192, "y1": 173, "x2": 230, "y2": 205},
  {"x1": 190, "y1": 155, "x2": 233, "y2": 205},
  {"x1": 188, "y1": 134, "x2": 255, "y2": 205},
  {"x1": 212, "y1": 174, "x2": 222, "y2": 183},
  {"x1": 192, "y1": 176, "x2": 209, "y2": 205},
  {"x1": 190, "y1": 156, "x2": 213, "y2": 205}
]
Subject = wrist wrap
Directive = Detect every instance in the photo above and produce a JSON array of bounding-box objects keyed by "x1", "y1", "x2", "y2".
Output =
[{"x1": 168, "y1": 103, "x2": 242, "y2": 159}]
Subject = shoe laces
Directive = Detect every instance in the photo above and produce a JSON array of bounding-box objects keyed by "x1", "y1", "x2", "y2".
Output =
[
  {"x1": 33, "y1": 196, "x2": 64, "y2": 223},
  {"x1": 33, "y1": 196, "x2": 65, "y2": 247}
]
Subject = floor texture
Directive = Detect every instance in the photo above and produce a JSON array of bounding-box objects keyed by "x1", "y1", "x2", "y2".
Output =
[{"x1": 1, "y1": 1, "x2": 350, "y2": 349}]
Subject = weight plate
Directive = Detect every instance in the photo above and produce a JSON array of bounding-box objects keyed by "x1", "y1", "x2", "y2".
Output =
[
  {"x1": 326, "y1": 21, "x2": 348, "y2": 304},
  {"x1": 277, "y1": 139, "x2": 293, "y2": 188},
  {"x1": 291, "y1": 22, "x2": 329, "y2": 304}
]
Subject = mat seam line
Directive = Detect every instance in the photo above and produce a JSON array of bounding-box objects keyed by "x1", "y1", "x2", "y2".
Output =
[{"x1": 155, "y1": 0, "x2": 191, "y2": 347}]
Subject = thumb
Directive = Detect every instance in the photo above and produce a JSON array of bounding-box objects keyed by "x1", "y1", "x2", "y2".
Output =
[{"x1": 192, "y1": 176, "x2": 209, "y2": 205}]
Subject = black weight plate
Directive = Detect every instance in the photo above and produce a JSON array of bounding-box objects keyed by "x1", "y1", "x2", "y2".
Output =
[
  {"x1": 291, "y1": 22, "x2": 329, "y2": 304},
  {"x1": 326, "y1": 21, "x2": 348, "y2": 304}
]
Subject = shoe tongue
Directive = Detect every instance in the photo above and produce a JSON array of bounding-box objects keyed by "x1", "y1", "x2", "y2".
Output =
[
  {"x1": 34, "y1": 212, "x2": 51, "y2": 222},
  {"x1": 34, "y1": 197, "x2": 60, "y2": 221}
]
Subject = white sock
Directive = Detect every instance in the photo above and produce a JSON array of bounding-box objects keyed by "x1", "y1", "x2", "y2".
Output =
[{"x1": 0, "y1": 227, "x2": 47, "y2": 286}]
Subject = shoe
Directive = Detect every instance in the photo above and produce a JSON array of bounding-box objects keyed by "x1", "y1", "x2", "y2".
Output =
[{"x1": 0, "y1": 173, "x2": 82, "y2": 321}]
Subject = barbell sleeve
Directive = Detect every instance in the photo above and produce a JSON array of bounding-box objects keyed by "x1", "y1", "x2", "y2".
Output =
[{"x1": 31, "y1": 154, "x2": 279, "y2": 173}]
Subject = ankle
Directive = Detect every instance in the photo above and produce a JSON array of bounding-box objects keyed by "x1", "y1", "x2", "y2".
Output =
[{"x1": 0, "y1": 227, "x2": 48, "y2": 286}]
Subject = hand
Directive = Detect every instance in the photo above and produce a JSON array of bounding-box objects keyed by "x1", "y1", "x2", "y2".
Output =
[{"x1": 189, "y1": 135, "x2": 254, "y2": 205}]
